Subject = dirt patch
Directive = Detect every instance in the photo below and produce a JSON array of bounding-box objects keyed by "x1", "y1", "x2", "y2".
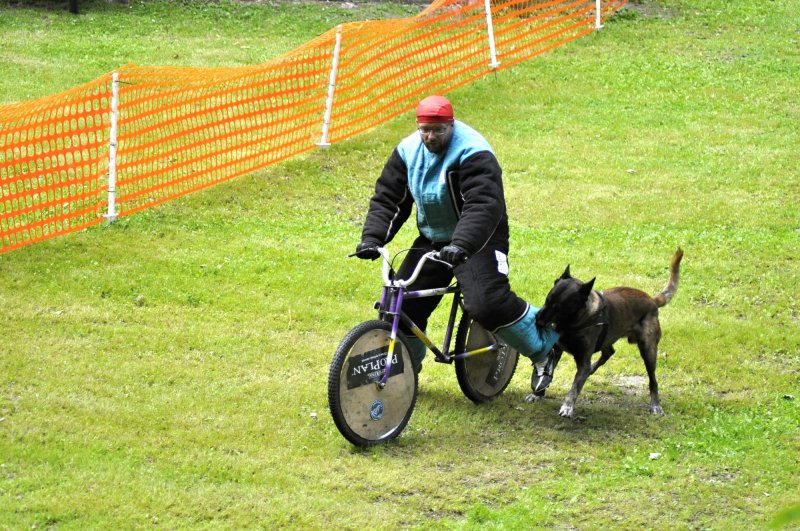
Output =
[
  {"x1": 622, "y1": 0, "x2": 679, "y2": 20},
  {"x1": 614, "y1": 375, "x2": 648, "y2": 395}
]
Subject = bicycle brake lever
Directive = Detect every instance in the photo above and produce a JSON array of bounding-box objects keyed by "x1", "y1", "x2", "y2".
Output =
[
  {"x1": 349, "y1": 247, "x2": 380, "y2": 259},
  {"x1": 430, "y1": 254, "x2": 455, "y2": 269}
]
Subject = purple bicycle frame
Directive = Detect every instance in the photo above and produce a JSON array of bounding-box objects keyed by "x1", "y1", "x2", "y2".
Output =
[{"x1": 378, "y1": 282, "x2": 502, "y2": 385}]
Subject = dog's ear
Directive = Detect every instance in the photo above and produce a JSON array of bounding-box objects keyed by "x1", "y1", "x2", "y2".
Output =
[
  {"x1": 560, "y1": 265, "x2": 571, "y2": 280},
  {"x1": 579, "y1": 277, "x2": 596, "y2": 298}
]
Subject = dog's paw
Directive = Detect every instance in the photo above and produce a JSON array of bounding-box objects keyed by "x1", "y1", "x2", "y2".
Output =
[
  {"x1": 524, "y1": 393, "x2": 544, "y2": 403},
  {"x1": 559, "y1": 404, "x2": 574, "y2": 417},
  {"x1": 650, "y1": 405, "x2": 665, "y2": 416}
]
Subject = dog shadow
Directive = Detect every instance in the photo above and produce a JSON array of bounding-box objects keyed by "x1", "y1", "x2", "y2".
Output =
[
  {"x1": 401, "y1": 379, "x2": 668, "y2": 446},
  {"x1": 340, "y1": 370, "x2": 672, "y2": 455}
]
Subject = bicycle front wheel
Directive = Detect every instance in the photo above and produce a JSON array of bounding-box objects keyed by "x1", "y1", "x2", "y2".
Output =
[
  {"x1": 328, "y1": 320, "x2": 418, "y2": 447},
  {"x1": 454, "y1": 315, "x2": 519, "y2": 403}
]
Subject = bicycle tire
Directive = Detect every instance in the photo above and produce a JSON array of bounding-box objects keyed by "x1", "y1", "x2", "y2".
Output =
[
  {"x1": 328, "y1": 320, "x2": 418, "y2": 447},
  {"x1": 454, "y1": 314, "x2": 519, "y2": 403}
]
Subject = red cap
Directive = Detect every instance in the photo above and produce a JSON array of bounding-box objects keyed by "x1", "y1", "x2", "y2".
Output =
[{"x1": 416, "y1": 95, "x2": 454, "y2": 124}]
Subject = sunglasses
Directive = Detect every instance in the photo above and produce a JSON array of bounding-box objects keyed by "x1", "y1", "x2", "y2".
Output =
[{"x1": 417, "y1": 124, "x2": 452, "y2": 137}]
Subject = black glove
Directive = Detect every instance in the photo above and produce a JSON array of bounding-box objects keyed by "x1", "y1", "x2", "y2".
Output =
[
  {"x1": 439, "y1": 244, "x2": 468, "y2": 266},
  {"x1": 354, "y1": 240, "x2": 381, "y2": 260}
]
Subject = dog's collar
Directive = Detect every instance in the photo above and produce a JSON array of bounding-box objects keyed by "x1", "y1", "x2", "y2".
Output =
[
  {"x1": 563, "y1": 291, "x2": 610, "y2": 352},
  {"x1": 594, "y1": 291, "x2": 610, "y2": 352}
]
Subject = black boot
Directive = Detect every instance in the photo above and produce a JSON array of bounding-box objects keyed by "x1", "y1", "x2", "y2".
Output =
[{"x1": 531, "y1": 348, "x2": 562, "y2": 394}]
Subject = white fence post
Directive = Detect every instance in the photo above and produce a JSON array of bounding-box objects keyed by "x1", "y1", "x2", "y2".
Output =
[
  {"x1": 105, "y1": 71, "x2": 119, "y2": 222},
  {"x1": 595, "y1": 0, "x2": 604, "y2": 30},
  {"x1": 484, "y1": 0, "x2": 500, "y2": 70},
  {"x1": 317, "y1": 25, "x2": 342, "y2": 149}
]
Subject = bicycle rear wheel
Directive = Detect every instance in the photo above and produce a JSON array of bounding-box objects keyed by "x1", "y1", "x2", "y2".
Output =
[
  {"x1": 454, "y1": 315, "x2": 519, "y2": 403},
  {"x1": 328, "y1": 320, "x2": 418, "y2": 447}
]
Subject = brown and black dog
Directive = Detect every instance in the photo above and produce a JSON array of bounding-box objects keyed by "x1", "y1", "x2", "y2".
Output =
[{"x1": 530, "y1": 249, "x2": 683, "y2": 417}]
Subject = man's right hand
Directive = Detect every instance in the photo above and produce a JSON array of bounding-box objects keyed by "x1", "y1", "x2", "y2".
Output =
[
  {"x1": 354, "y1": 240, "x2": 381, "y2": 260},
  {"x1": 439, "y1": 244, "x2": 468, "y2": 266}
]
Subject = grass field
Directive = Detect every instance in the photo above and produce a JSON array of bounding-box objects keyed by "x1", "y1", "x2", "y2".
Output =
[{"x1": 1, "y1": 0, "x2": 799, "y2": 528}]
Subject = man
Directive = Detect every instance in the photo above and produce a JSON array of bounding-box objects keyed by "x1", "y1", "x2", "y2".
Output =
[{"x1": 354, "y1": 95, "x2": 558, "y2": 394}]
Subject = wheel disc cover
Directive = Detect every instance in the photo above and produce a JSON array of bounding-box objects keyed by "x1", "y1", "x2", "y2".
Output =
[
  {"x1": 463, "y1": 323, "x2": 516, "y2": 395},
  {"x1": 338, "y1": 329, "x2": 415, "y2": 441}
]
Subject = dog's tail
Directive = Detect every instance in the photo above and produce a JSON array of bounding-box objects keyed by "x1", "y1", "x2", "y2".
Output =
[{"x1": 654, "y1": 247, "x2": 683, "y2": 307}]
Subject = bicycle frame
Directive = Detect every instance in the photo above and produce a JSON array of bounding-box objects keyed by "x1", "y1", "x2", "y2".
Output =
[{"x1": 374, "y1": 248, "x2": 504, "y2": 386}]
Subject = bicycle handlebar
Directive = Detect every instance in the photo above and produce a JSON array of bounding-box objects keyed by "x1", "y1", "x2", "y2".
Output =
[
  {"x1": 376, "y1": 247, "x2": 452, "y2": 288},
  {"x1": 378, "y1": 247, "x2": 437, "y2": 287},
  {"x1": 349, "y1": 246, "x2": 453, "y2": 287}
]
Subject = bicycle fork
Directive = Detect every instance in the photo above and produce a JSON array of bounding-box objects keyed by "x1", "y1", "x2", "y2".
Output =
[{"x1": 379, "y1": 286, "x2": 405, "y2": 387}]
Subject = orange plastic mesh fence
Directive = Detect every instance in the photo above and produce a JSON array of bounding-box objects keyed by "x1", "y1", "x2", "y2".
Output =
[
  {"x1": 0, "y1": 0, "x2": 626, "y2": 253},
  {"x1": 1, "y1": 78, "x2": 111, "y2": 252}
]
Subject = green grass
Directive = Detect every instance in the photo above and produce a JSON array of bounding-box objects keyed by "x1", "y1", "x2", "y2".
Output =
[
  {"x1": 1, "y1": 0, "x2": 799, "y2": 528},
  {"x1": 0, "y1": 0, "x2": 422, "y2": 103}
]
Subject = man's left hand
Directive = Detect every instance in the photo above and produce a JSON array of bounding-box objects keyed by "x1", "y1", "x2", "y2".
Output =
[{"x1": 439, "y1": 245, "x2": 468, "y2": 266}]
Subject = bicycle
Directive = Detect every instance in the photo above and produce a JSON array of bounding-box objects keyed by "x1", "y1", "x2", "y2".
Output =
[{"x1": 328, "y1": 247, "x2": 519, "y2": 447}]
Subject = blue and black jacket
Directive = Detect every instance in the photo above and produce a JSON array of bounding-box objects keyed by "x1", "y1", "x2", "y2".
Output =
[{"x1": 362, "y1": 120, "x2": 509, "y2": 256}]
